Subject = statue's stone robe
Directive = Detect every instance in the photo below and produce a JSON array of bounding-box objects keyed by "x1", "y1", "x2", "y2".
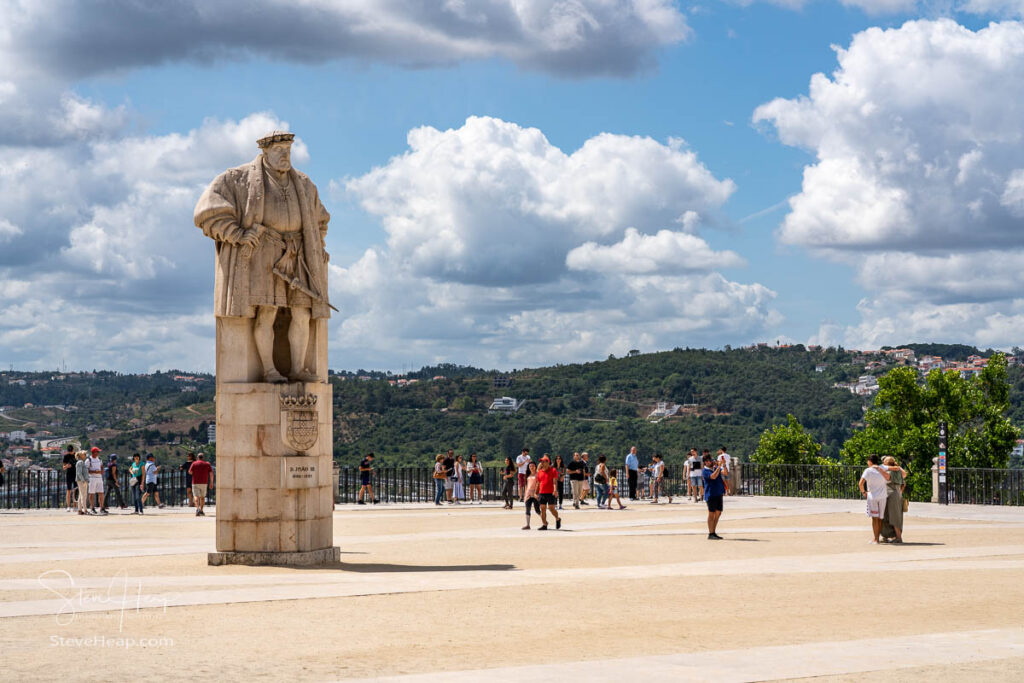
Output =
[{"x1": 194, "y1": 157, "x2": 331, "y2": 319}]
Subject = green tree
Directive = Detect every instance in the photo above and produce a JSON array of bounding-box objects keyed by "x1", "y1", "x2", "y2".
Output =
[
  {"x1": 450, "y1": 396, "x2": 476, "y2": 411},
  {"x1": 500, "y1": 428, "x2": 524, "y2": 460},
  {"x1": 842, "y1": 354, "x2": 1019, "y2": 499},
  {"x1": 751, "y1": 414, "x2": 822, "y2": 464}
]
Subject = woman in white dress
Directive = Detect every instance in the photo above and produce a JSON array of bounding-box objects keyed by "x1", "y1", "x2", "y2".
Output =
[{"x1": 453, "y1": 455, "x2": 465, "y2": 503}]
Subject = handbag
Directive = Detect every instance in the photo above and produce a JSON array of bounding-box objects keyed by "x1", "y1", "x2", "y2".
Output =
[
  {"x1": 129, "y1": 476, "x2": 138, "y2": 487},
  {"x1": 902, "y1": 497, "x2": 909, "y2": 513}
]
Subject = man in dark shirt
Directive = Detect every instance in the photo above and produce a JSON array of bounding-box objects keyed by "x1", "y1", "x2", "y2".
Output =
[
  {"x1": 358, "y1": 453, "x2": 377, "y2": 505},
  {"x1": 103, "y1": 454, "x2": 127, "y2": 511},
  {"x1": 442, "y1": 450, "x2": 455, "y2": 504},
  {"x1": 62, "y1": 444, "x2": 77, "y2": 511},
  {"x1": 702, "y1": 454, "x2": 726, "y2": 540},
  {"x1": 566, "y1": 452, "x2": 586, "y2": 509},
  {"x1": 182, "y1": 452, "x2": 196, "y2": 507}
]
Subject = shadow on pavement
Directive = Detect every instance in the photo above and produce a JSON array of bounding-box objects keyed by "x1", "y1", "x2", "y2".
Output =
[
  {"x1": 885, "y1": 541, "x2": 945, "y2": 546},
  {"x1": 337, "y1": 562, "x2": 516, "y2": 573}
]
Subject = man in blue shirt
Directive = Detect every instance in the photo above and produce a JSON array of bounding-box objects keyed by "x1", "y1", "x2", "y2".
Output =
[
  {"x1": 358, "y1": 453, "x2": 377, "y2": 505},
  {"x1": 702, "y1": 454, "x2": 726, "y2": 540},
  {"x1": 624, "y1": 446, "x2": 639, "y2": 500}
]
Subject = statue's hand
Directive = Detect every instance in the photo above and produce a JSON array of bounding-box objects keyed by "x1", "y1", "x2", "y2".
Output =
[{"x1": 239, "y1": 228, "x2": 261, "y2": 248}]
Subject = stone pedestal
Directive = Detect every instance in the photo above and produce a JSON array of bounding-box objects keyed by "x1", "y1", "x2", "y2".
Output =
[{"x1": 209, "y1": 327, "x2": 338, "y2": 565}]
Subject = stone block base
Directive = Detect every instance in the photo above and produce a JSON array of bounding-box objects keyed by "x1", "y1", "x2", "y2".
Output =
[{"x1": 208, "y1": 546, "x2": 341, "y2": 567}]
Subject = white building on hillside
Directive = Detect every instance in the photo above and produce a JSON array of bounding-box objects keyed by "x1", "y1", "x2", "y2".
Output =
[
  {"x1": 648, "y1": 402, "x2": 681, "y2": 419},
  {"x1": 488, "y1": 397, "x2": 522, "y2": 413}
]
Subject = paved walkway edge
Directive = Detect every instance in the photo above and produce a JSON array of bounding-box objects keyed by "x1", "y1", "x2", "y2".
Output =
[{"x1": 355, "y1": 628, "x2": 1024, "y2": 682}]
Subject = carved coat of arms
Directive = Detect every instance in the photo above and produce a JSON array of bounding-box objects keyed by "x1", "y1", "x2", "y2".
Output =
[{"x1": 280, "y1": 394, "x2": 319, "y2": 452}]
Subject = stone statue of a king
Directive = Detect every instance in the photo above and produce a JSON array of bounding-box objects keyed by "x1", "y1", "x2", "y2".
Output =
[
  {"x1": 195, "y1": 132, "x2": 338, "y2": 566},
  {"x1": 194, "y1": 131, "x2": 333, "y2": 383}
]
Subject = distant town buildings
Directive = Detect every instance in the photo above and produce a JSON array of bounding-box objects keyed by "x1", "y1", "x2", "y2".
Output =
[
  {"x1": 207, "y1": 424, "x2": 217, "y2": 444},
  {"x1": 834, "y1": 375, "x2": 880, "y2": 396}
]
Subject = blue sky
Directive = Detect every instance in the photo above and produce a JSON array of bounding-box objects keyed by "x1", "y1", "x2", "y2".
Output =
[{"x1": 0, "y1": 1, "x2": 1021, "y2": 372}]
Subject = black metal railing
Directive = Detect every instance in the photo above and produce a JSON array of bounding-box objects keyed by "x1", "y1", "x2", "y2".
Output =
[
  {"x1": 0, "y1": 467, "x2": 215, "y2": 510},
  {"x1": 4, "y1": 462, "x2": 1021, "y2": 508},
  {"x1": 943, "y1": 468, "x2": 1024, "y2": 506},
  {"x1": 738, "y1": 462, "x2": 866, "y2": 500},
  {"x1": 333, "y1": 465, "x2": 709, "y2": 504}
]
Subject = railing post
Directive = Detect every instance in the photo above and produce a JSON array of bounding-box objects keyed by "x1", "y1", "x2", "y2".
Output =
[{"x1": 931, "y1": 458, "x2": 939, "y2": 504}]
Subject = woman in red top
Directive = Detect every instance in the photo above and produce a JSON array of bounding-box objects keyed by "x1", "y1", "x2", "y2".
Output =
[{"x1": 535, "y1": 458, "x2": 562, "y2": 530}]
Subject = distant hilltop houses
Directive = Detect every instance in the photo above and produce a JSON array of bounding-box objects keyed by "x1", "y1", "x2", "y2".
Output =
[
  {"x1": 829, "y1": 349, "x2": 1018, "y2": 396},
  {"x1": 385, "y1": 378, "x2": 422, "y2": 387}
]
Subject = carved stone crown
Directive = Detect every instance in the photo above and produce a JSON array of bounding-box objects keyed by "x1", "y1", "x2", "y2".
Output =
[{"x1": 280, "y1": 394, "x2": 318, "y2": 409}]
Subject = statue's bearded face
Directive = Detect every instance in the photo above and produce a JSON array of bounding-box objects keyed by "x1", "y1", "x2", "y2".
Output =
[{"x1": 264, "y1": 143, "x2": 292, "y2": 172}]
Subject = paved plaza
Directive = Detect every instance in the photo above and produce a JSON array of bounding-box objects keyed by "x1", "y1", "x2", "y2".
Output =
[{"x1": 1, "y1": 496, "x2": 1023, "y2": 681}]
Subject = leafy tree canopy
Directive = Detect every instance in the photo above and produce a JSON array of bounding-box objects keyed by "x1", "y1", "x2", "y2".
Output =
[
  {"x1": 842, "y1": 353, "x2": 1020, "y2": 498},
  {"x1": 751, "y1": 414, "x2": 823, "y2": 465}
]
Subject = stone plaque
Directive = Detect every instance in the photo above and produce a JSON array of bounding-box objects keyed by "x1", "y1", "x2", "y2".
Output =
[{"x1": 282, "y1": 457, "x2": 318, "y2": 489}]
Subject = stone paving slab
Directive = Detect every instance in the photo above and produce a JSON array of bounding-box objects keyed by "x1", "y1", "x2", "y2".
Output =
[
  {"x1": 355, "y1": 628, "x2": 1024, "y2": 682},
  {"x1": 2, "y1": 496, "x2": 1023, "y2": 681}
]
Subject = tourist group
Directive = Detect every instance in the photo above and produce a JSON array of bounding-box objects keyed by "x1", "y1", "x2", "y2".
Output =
[
  {"x1": 355, "y1": 445, "x2": 734, "y2": 539},
  {"x1": 58, "y1": 444, "x2": 214, "y2": 517}
]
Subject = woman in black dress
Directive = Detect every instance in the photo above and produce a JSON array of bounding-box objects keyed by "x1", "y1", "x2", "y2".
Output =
[
  {"x1": 501, "y1": 457, "x2": 516, "y2": 509},
  {"x1": 554, "y1": 455, "x2": 567, "y2": 510}
]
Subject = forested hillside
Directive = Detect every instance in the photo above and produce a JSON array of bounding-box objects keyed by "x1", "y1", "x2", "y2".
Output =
[
  {"x1": 330, "y1": 346, "x2": 870, "y2": 466},
  {"x1": 3, "y1": 344, "x2": 1020, "y2": 471}
]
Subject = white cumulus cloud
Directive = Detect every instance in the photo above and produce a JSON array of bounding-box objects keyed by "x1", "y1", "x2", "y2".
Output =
[
  {"x1": 345, "y1": 116, "x2": 735, "y2": 286},
  {"x1": 566, "y1": 227, "x2": 745, "y2": 273},
  {"x1": 0, "y1": 111, "x2": 300, "y2": 370},
  {"x1": 333, "y1": 116, "x2": 778, "y2": 368},
  {"x1": 755, "y1": 19, "x2": 1024, "y2": 350}
]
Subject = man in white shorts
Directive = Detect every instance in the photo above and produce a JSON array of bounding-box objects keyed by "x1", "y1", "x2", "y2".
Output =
[
  {"x1": 516, "y1": 448, "x2": 532, "y2": 501},
  {"x1": 86, "y1": 447, "x2": 107, "y2": 515},
  {"x1": 859, "y1": 454, "x2": 891, "y2": 544},
  {"x1": 685, "y1": 449, "x2": 702, "y2": 502}
]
